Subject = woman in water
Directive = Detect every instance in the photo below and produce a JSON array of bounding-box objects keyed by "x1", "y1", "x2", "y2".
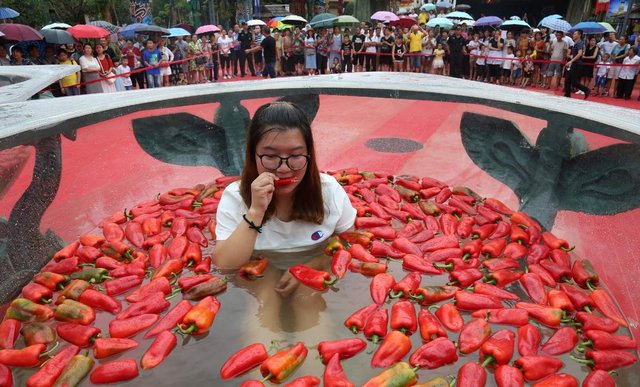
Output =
[{"x1": 214, "y1": 101, "x2": 356, "y2": 332}]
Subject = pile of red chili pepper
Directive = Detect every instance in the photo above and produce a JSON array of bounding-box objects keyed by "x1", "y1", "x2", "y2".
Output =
[{"x1": 0, "y1": 169, "x2": 637, "y2": 386}]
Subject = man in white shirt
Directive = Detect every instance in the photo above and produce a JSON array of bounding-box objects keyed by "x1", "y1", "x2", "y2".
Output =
[
  {"x1": 598, "y1": 32, "x2": 619, "y2": 57},
  {"x1": 364, "y1": 28, "x2": 380, "y2": 72},
  {"x1": 615, "y1": 47, "x2": 639, "y2": 100},
  {"x1": 545, "y1": 31, "x2": 569, "y2": 89}
]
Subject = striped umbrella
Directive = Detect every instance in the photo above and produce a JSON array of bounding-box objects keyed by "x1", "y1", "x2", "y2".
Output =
[{"x1": 89, "y1": 20, "x2": 120, "y2": 34}]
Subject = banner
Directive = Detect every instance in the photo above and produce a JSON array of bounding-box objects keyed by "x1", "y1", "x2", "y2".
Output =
[
  {"x1": 595, "y1": 0, "x2": 610, "y2": 14},
  {"x1": 608, "y1": 0, "x2": 628, "y2": 17},
  {"x1": 129, "y1": 0, "x2": 153, "y2": 24},
  {"x1": 236, "y1": 0, "x2": 253, "y2": 23}
]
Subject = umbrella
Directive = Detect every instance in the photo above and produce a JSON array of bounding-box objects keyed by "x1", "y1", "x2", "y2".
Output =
[
  {"x1": 42, "y1": 23, "x2": 72, "y2": 30},
  {"x1": 390, "y1": 17, "x2": 417, "y2": 29},
  {"x1": 247, "y1": 19, "x2": 266, "y2": 27},
  {"x1": 275, "y1": 23, "x2": 294, "y2": 31},
  {"x1": 68, "y1": 24, "x2": 111, "y2": 39},
  {"x1": 40, "y1": 28, "x2": 75, "y2": 45},
  {"x1": 0, "y1": 24, "x2": 44, "y2": 41},
  {"x1": 371, "y1": 11, "x2": 399, "y2": 22},
  {"x1": 427, "y1": 17, "x2": 454, "y2": 29},
  {"x1": 195, "y1": 25, "x2": 221, "y2": 35},
  {"x1": 509, "y1": 16, "x2": 521, "y2": 20},
  {"x1": 569, "y1": 21, "x2": 606, "y2": 34},
  {"x1": 500, "y1": 19, "x2": 531, "y2": 32},
  {"x1": 599, "y1": 22, "x2": 615, "y2": 33},
  {"x1": 168, "y1": 27, "x2": 191, "y2": 37},
  {"x1": 267, "y1": 18, "x2": 283, "y2": 28},
  {"x1": 134, "y1": 24, "x2": 170, "y2": 35},
  {"x1": 421, "y1": 4, "x2": 436, "y2": 12},
  {"x1": 537, "y1": 14, "x2": 562, "y2": 27},
  {"x1": 172, "y1": 24, "x2": 195, "y2": 34},
  {"x1": 445, "y1": 11, "x2": 474, "y2": 21},
  {"x1": 89, "y1": 20, "x2": 120, "y2": 34},
  {"x1": 281, "y1": 15, "x2": 307, "y2": 26},
  {"x1": 0, "y1": 7, "x2": 19, "y2": 19},
  {"x1": 475, "y1": 16, "x2": 503, "y2": 27},
  {"x1": 456, "y1": 4, "x2": 471, "y2": 10},
  {"x1": 310, "y1": 13, "x2": 335, "y2": 28},
  {"x1": 0, "y1": 31, "x2": 4, "y2": 38},
  {"x1": 436, "y1": 0, "x2": 452, "y2": 8},
  {"x1": 332, "y1": 15, "x2": 360, "y2": 26},
  {"x1": 541, "y1": 18, "x2": 572, "y2": 33},
  {"x1": 459, "y1": 20, "x2": 475, "y2": 28}
]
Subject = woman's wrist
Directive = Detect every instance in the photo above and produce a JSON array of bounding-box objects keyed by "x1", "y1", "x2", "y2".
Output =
[{"x1": 246, "y1": 207, "x2": 265, "y2": 225}]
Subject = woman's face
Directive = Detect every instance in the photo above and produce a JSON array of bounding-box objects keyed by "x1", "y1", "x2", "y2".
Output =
[
  {"x1": 84, "y1": 45, "x2": 93, "y2": 55},
  {"x1": 96, "y1": 45, "x2": 104, "y2": 54},
  {"x1": 255, "y1": 129, "x2": 308, "y2": 193}
]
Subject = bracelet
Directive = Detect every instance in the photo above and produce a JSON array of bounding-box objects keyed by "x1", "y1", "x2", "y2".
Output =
[{"x1": 242, "y1": 214, "x2": 264, "y2": 233}]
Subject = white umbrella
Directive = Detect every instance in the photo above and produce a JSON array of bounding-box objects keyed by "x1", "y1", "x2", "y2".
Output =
[
  {"x1": 445, "y1": 11, "x2": 474, "y2": 21},
  {"x1": 281, "y1": 15, "x2": 308, "y2": 26},
  {"x1": 541, "y1": 18, "x2": 572, "y2": 33},
  {"x1": 41, "y1": 23, "x2": 72, "y2": 30},
  {"x1": 247, "y1": 19, "x2": 266, "y2": 27}
]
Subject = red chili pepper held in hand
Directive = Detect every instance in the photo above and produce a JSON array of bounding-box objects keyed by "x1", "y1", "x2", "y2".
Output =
[
  {"x1": 582, "y1": 370, "x2": 616, "y2": 387},
  {"x1": 318, "y1": 338, "x2": 366, "y2": 364},
  {"x1": 579, "y1": 330, "x2": 638, "y2": 351},
  {"x1": 459, "y1": 318, "x2": 492, "y2": 354},
  {"x1": 364, "y1": 307, "x2": 389, "y2": 344},
  {"x1": 57, "y1": 323, "x2": 101, "y2": 347},
  {"x1": 455, "y1": 291, "x2": 503, "y2": 311},
  {"x1": 349, "y1": 261, "x2": 388, "y2": 277},
  {"x1": 370, "y1": 273, "x2": 396, "y2": 305},
  {"x1": 274, "y1": 177, "x2": 298, "y2": 187},
  {"x1": 109, "y1": 314, "x2": 159, "y2": 338},
  {"x1": 289, "y1": 265, "x2": 337, "y2": 291},
  {"x1": 590, "y1": 289, "x2": 628, "y2": 327},
  {"x1": 434, "y1": 303, "x2": 464, "y2": 332},
  {"x1": 515, "y1": 303, "x2": 562, "y2": 327},
  {"x1": 390, "y1": 300, "x2": 417, "y2": 335},
  {"x1": 0, "y1": 320, "x2": 20, "y2": 350},
  {"x1": 239, "y1": 257, "x2": 269, "y2": 279},
  {"x1": 472, "y1": 309, "x2": 529, "y2": 326},
  {"x1": 389, "y1": 272, "x2": 421, "y2": 299},
  {"x1": 494, "y1": 365, "x2": 525, "y2": 387},
  {"x1": 371, "y1": 330, "x2": 412, "y2": 368},
  {"x1": 402, "y1": 254, "x2": 442, "y2": 275},
  {"x1": 409, "y1": 337, "x2": 458, "y2": 369},
  {"x1": 26, "y1": 344, "x2": 79, "y2": 387},
  {"x1": 575, "y1": 311, "x2": 618, "y2": 333},
  {"x1": 572, "y1": 259, "x2": 600, "y2": 290},
  {"x1": 515, "y1": 355, "x2": 564, "y2": 381},
  {"x1": 411, "y1": 286, "x2": 458, "y2": 306},
  {"x1": 93, "y1": 338, "x2": 139, "y2": 359},
  {"x1": 260, "y1": 342, "x2": 308, "y2": 384},
  {"x1": 480, "y1": 329, "x2": 515, "y2": 368},
  {"x1": 517, "y1": 324, "x2": 541, "y2": 357},
  {"x1": 90, "y1": 359, "x2": 139, "y2": 384},
  {"x1": 344, "y1": 304, "x2": 377, "y2": 334},
  {"x1": 458, "y1": 362, "x2": 487, "y2": 387},
  {"x1": 540, "y1": 327, "x2": 578, "y2": 355}
]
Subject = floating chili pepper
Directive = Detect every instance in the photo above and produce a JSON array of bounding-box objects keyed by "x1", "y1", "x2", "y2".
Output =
[
  {"x1": 371, "y1": 330, "x2": 412, "y2": 368},
  {"x1": 575, "y1": 311, "x2": 618, "y2": 333},
  {"x1": 142, "y1": 217, "x2": 162, "y2": 237},
  {"x1": 390, "y1": 300, "x2": 417, "y2": 335},
  {"x1": 409, "y1": 337, "x2": 458, "y2": 369},
  {"x1": 541, "y1": 232, "x2": 573, "y2": 251},
  {"x1": 483, "y1": 198, "x2": 514, "y2": 216},
  {"x1": 494, "y1": 364, "x2": 525, "y2": 387},
  {"x1": 462, "y1": 239, "x2": 483, "y2": 260},
  {"x1": 220, "y1": 343, "x2": 269, "y2": 379},
  {"x1": 411, "y1": 286, "x2": 458, "y2": 306},
  {"x1": 177, "y1": 296, "x2": 220, "y2": 335},
  {"x1": 433, "y1": 303, "x2": 464, "y2": 332},
  {"x1": 20, "y1": 282, "x2": 53, "y2": 304},
  {"x1": 289, "y1": 265, "x2": 337, "y2": 291},
  {"x1": 55, "y1": 279, "x2": 90, "y2": 305},
  {"x1": 178, "y1": 274, "x2": 214, "y2": 292},
  {"x1": 572, "y1": 260, "x2": 600, "y2": 290},
  {"x1": 503, "y1": 242, "x2": 528, "y2": 260},
  {"x1": 194, "y1": 256, "x2": 212, "y2": 274},
  {"x1": 449, "y1": 196, "x2": 477, "y2": 216},
  {"x1": 181, "y1": 241, "x2": 203, "y2": 267},
  {"x1": 56, "y1": 323, "x2": 100, "y2": 347},
  {"x1": 489, "y1": 221, "x2": 511, "y2": 240},
  {"x1": 186, "y1": 226, "x2": 208, "y2": 248},
  {"x1": 80, "y1": 234, "x2": 106, "y2": 247},
  {"x1": 370, "y1": 241, "x2": 405, "y2": 259},
  {"x1": 90, "y1": 359, "x2": 139, "y2": 384},
  {"x1": 340, "y1": 231, "x2": 374, "y2": 247},
  {"x1": 167, "y1": 236, "x2": 189, "y2": 261},
  {"x1": 434, "y1": 256, "x2": 478, "y2": 272},
  {"x1": 470, "y1": 282, "x2": 519, "y2": 301},
  {"x1": 472, "y1": 224, "x2": 497, "y2": 241},
  {"x1": 141, "y1": 330, "x2": 176, "y2": 370},
  {"x1": 21, "y1": 323, "x2": 56, "y2": 346},
  {"x1": 124, "y1": 222, "x2": 145, "y2": 248},
  {"x1": 571, "y1": 350, "x2": 637, "y2": 371},
  {"x1": 239, "y1": 257, "x2": 269, "y2": 279},
  {"x1": 482, "y1": 258, "x2": 520, "y2": 272},
  {"x1": 0, "y1": 344, "x2": 53, "y2": 367},
  {"x1": 590, "y1": 289, "x2": 628, "y2": 327},
  {"x1": 53, "y1": 241, "x2": 80, "y2": 262},
  {"x1": 362, "y1": 361, "x2": 418, "y2": 387},
  {"x1": 364, "y1": 307, "x2": 389, "y2": 344},
  {"x1": 421, "y1": 235, "x2": 459, "y2": 253},
  {"x1": 391, "y1": 238, "x2": 421, "y2": 256},
  {"x1": 145, "y1": 300, "x2": 192, "y2": 339},
  {"x1": 95, "y1": 256, "x2": 122, "y2": 271},
  {"x1": 152, "y1": 259, "x2": 184, "y2": 281},
  {"x1": 481, "y1": 239, "x2": 507, "y2": 258},
  {"x1": 69, "y1": 268, "x2": 112, "y2": 284},
  {"x1": 402, "y1": 254, "x2": 442, "y2": 275},
  {"x1": 5, "y1": 298, "x2": 53, "y2": 323},
  {"x1": 519, "y1": 273, "x2": 548, "y2": 305},
  {"x1": 142, "y1": 231, "x2": 171, "y2": 249},
  {"x1": 183, "y1": 277, "x2": 227, "y2": 300},
  {"x1": 127, "y1": 277, "x2": 172, "y2": 303},
  {"x1": 0, "y1": 320, "x2": 20, "y2": 350},
  {"x1": 471, "y1": 309, "x2": 529, "y2": 326},
  {"x1": 26, "y1": 344, "x2": 79, "y2": 387},
  {"x1": 547, "y1": 289, "x2": 574, "y2": 314},
  {"x1": 331, "y1": 250, "x2": 352, "y2": 280},
  {"x1": 480, "y1": 329, "x2": 515, "y2": 368},
  {"x1": 52, "y1": 351, "x2": 94, "y2": 386},
  {"x1": 458, "y1": 362, "x2": 487, "y2": 387},
  {"x1": 371, "y1": 273, "x2": 396, "y2": 305},
  {"x1": 525, "y1": 244, "x2": 550, "y2": 266},
  {"x1": 434, "y1": 186, "x2": 452, "y2": 203},
  {"x1": 109, "y1": 314, "x2": 159, "y2": 338},
  {"x1": 515, "y1": 303, "x2": 562, "y2": 327},
  {"x1": 260, "y1": 342, "x2": 308, "y2": 384},
  {"x1": 517, "y1": 324, "x2": 541, "y2": 356},
  {"x1": 398, "y1": 221, "x2": 425, "y2": 239},
  {"x1": 318, "y1": 338, "x2": 366, "y2": 364},
  {"x1": 515, "y1": 355, "x2": 564, "y2": 381},
  {"x1": 33, "y1": 272, "x2": 68, "y2": 291},
  {"x1": 549, "y1": 249, "x2": 570, "y2": 269},
  {"x1": 117, "y1": 292, "x2": 170, "y2": 320},
  {"x1": 459, "y1": 318, "x2": 492, "y2": 354},
  {"x1": 323, "y1": 353, "x2": 354, "y2": 387},
  {"x1": 101, "y1": 275, "x2": 143, "y2": 296},
  {"x1": 419, "y1": 200, "x2": 441, "y2": 217},
  {"x1": 349, "y1": 261, "x2": 388, "y2": 277},
  {"x1": 510, "y1": 212, "x2": 541, "y2": 231},
  {"x1": 538, "y1": 327, "x2": 578, "y2": 356},
  {"x1": 100, "y1": 241, "x2": 133, "y2": 261},
  {"x1": 369, "y1": 203, "x2": 393, "y2": 220},
  {"x1": 418, "y1": 309, "x2": 447, "y2": 342},
  {"x1": 510, "y1": 224, "x2": 529, "y2": 245},
  {"x1": 41, "y1": 256, "x2": 79, "y2": 275},
  {"x1": 348, "y1": 244, "x2": 378, "y2": 263},
  {"x1": 93, "y1": 338, "x2": 139, "y2": 359},
  {"x1": 284, "y1": 376, "x2": 320, "y2": 387},
  {"x1": 455, "y1": 291, "x2": 503, "y2": 311},
  {"x1": 75, "y1": 245, "x2": 100, "y2": 264},
  {"x1": 428, "y1": 248, "x2": 464, "y2": 263},
  {"x1": 54, "y1": 299, "x2": 95, "y2": 325},
  {"x1": 456, "y1": 217, "x2": 476, "y2": 239},
  {"x1": 344, "y1": 304, "x2": 377, "y2": 334},
  {"x1": 438, "y1": 213, "x2": 458, "y2": 236},
  {"x1": 528, "y1": 264, "x2": 556, "y2": 287},
  {"x1": 448, "y1": 268, "x2": 483, "y2": 287},
  {"x1": 578, "y1": 330, "x2": 637, "y2": 351},
  {"x1": 539, "y1": 260, "x2": 572, "y2": 282},
  {"x1": 582, "y1": 370, "x2": 616, "y2": 387},
  {"x1": 390, "y1": 273, "x2": 421, "y2": 299}
]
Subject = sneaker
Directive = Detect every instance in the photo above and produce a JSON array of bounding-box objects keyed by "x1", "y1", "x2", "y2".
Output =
[{"x1": 576, "y1": 90, "x2": 584, "y2": 95}]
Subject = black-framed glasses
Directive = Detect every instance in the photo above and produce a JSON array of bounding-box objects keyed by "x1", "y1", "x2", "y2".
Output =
[{"x1": 256, "y1": 153, "x2": 310, "y2": 171}]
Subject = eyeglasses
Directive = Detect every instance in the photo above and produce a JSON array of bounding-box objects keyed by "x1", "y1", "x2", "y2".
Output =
[{"x1": 257, "y1": 153, "x2": 310, "y2": 171}]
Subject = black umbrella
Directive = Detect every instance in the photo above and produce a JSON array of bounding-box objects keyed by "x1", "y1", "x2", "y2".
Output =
[
  {"x1": 40, "y1": 29, "x2": 75, "y2": 45},
  {"x1": 134, "y1": 24, "x2": 171, "y2": 35}
]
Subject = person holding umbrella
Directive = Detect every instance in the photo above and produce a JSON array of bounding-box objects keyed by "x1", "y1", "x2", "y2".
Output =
[
  {"x1": 57, "y1": 48, "x2": 81, "y2": 96},
  {"x1": 564, "y1": 30, "x2": 590, "y2": 99},
  {"x1": 0, "y1": 46, "x2": 9, "y2": 65},
  {"x1": 10, "y1": 46, "x2": 32, "y2": 65}
]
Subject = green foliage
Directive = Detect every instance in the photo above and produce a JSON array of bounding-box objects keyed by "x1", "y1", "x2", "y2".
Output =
[
  {"x1": 0, "y1": 0, "x2": 131, "y2": 27},
  {"x1": 1, "y1": 0, "x2": 48, "y2": 27}
]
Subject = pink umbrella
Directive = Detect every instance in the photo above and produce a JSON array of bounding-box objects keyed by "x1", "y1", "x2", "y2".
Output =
[
  {"x1": 0, "y1": 24, "x2": 44, "y2": 42},
  {"x1": 371, "y1": 11, "x2": 399, "y2": 22},
  {"x1": 195, "y1": 25, "x2": 221, "y2": 35},
  {"x1": 67, "y1": 24, "x2": 111, "y2": 39}
]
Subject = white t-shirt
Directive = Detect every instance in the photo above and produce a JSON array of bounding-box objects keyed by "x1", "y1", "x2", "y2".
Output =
[
  {"x1": 116, "y1": 64, "x2": 132, "y2": 86},
  {"x1": 598, "y1": 40, "x2": 618, "y2": 56},
  {"x1": 619, "y1": 55, "x2": 640, "y2": 80},
  {"x1": 365, "y1": 35, "x2": 379, "y2": 53},
  {"x1": 217, "y1": 36, "x2": 233, "y2": 55},
  {"x1": 216, "y1": 173, "x2": 356, "y2": 253},
  {"x1": 502, "y1": 53, "x2": 515, "y2": 70}
]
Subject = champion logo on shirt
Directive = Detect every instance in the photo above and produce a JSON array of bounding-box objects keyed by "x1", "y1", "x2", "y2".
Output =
[{"x1": 311, "y1": 230, "x2": 324, "y2": 241}]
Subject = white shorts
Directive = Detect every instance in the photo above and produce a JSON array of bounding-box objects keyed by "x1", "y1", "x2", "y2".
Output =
[
  {"x1": 160, "y1": 66, "x2": 172, "y2": 76},
  {"x1": 432, "y1": 59, "x2": 444, "y2": 69}
]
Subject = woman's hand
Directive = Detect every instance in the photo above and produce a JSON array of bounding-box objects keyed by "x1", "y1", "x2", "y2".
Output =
[
  {"x1": 275, "y1": 270, "x2": 299, "y2": 297},
  {"x1": 249, "y1": 172, "x2": 275, "y2": 218}
]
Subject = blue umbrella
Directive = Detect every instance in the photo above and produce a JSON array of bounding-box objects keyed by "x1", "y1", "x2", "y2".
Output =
[
  {"x1": 475, "y1": 16, "x2": 503, "y2": 27},
  {"x1": 168, "y1": 27, "x2": 191, "y2": 37},
  {"x1": 120, "y1": 23, "x2": 147, "y2": 38},
  {"x1": 500, "y1": 19, "x2": 531, "y2": 32},
  {"x1": 570, "y1": 21, "x2": 606, "y2": 34},
  {"x1": 538, "y1": 14, "x2": 562, "y2": 27},
  {"x1": 0, "y1": 7, "x2": 20, "y2": 19},
  {"x1": 421, "y1": 4, "x2": 436, "y2": 11}
]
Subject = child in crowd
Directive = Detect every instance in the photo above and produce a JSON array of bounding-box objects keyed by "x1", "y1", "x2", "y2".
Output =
[
  {"x1": 475, "y1": 46, "x2": 487, "y2": 81},
  {"x1": 116, "y1": 57, "x2": 133, "y2": 91},
  {"x1": 176, "y1": 72, "x2": 188, "y2": 86},
  {"x1": 502, "y1": 47, "x2": 515, "y2": 85},
  {"x1": 511, "y1": 50, "x2": 523, "y2": 85},
  {"x1": 432, "y1": 42, "x2": 445, "y2": 75},
  {"x1": 521, "y1": 49, "x2": 534, "y2": 88},
  {"x1": 392, "y1": 36, "x2": 406, "y2": 72},
  {"x1": 594, "y1": 53, "x2": 611, "y2": 96},
  {"x1": 341, "y1": 35, "x2": 353, "y2": 73},
  {"x1": 331, "y1": 57, "x2": 342, "y2": 73}
]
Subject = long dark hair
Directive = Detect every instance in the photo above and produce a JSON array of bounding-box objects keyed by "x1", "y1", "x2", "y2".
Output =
[{"x1": 239, "y1": 102, "x2": 324, "y2": 224}]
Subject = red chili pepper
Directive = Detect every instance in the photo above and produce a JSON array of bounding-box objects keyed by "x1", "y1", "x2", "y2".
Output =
[
  {"x1": 434, "y1": 187, "x2": 452, "y2": 203},
  {"x1": 289, "y1": 265, "x2": 336, "y2": 291},
  {"x1": 178, "y1": 274, "x2": 214, "y2": 292},
  {"x1": 25, "y1": 344, "x2": 79, "y2": 387},
  {"x1": 78, "y1": 289, "x2": 122, "y2": 314},
  {"x1": 419, "y1": 200, "x2": 441, "y2": 217},
  {"x1": 510, "y1": 224, "x2": 530, "y2": 245},
  {"x1": 479, "y1": 329, "x2": 515, "y2": 368},
  {"x1": 194, "y1": 256, "x2": 212, "y2": 274},
  {"x1": 220, "y1": 343, "x2": 268, "y2": 379},
  {"x1": 503, "y1": 242, "x2": 528, "y2": 260},
  {"x1": 369, "y1": 240, "x2": 404, "y2": 259},
  {"x1": 472, "y1": 223, "x2": 497, "y2": 241},
  {"x1": 558, "y1": 284, "x2": 593, "y2": 311},
  {"x1": 32, "y1": 272, "x2": 68, "y2": 291},
  {"x1": 109, "y1": 264, "x2": 145, "y2": 279},
  {"x1": 93, "y1": 338, "x2": 139, "y2": 359},
  {"x1": 494, "y1": 365, "x2": 525, "y2": 387},
  {"x1": 434, "y1": 257, "x2": 478, "y2": 272},
  {"x1": 455, "y1": 291, "x2": 503, "y2": 311},
  {"x1": 370, "y1": 273, "x2": 396, "y2": 305},
  {"x1": 428, "y1": 248, "x2": 464, "y2": 263},
  {"x1": 472, "y1": 309, "x2": 529, "y2": 326},
  {"x1": 421, "y1": 176, "x2": 446, "y2": 189},
  {"x1": 21, "y1": 282, "x2": 53, "y2": 304},
  {"x1": 528, "y1": 264, "x2": 557, "y2": 287},
  {"x1": 459, "y1": 318, "x2": 492, "y2": 354},
  {"x1": 462, "y1": 239, "x2": 483, "y2": 260},
  {"x1": 41, "y1": 256, "x2": 80, "y2": 275},
  {"x1": 526, "y1": 244, "x2": 550, "y2": 265},
  {"x1": 177, "y1": 296, "x2": 220, "y2": 335},
  {"x1": 260, "y1": 342, "x2": 308, "y2": 384},
  {"x1": 285, "y1": 376, "x2": 320, "y2": 387},
  {"x1": 102, "y1": 275, "x2": 144, "y2": 296},
  {"x1": 449, "y1": 268, "x2": 484, "y2": 287},
  {"x1": 324, "y1": 353, "x2": 354, "y2": 387},
  {"x1": 390, "y1": 237, "x2": 420, "y2": 255},
  {"x1": 390, "y1": 300, "x2": 417, "y2": 335},
  {"x1": 572, "y1": 350, "x2": 637, "y2": 371},
  {"x1": 102, "y1": 222, "x2": 124, "y2": 242},
  {"x1": 411, "y1": 286, "x2": 458, "y2": 306},
  {"x1": 239, "y1": 257, "x2": 269, "y2": 279},
  {"x1": 170, "y1": 217, "x2": 188, "y2": 238},
  {"x1": 349, "y1": 261, "x2": 388, "y2": 277},
  {"x1": 369, "y1": 202, "x2": 393, "y2": 220},
  {"x1": 515, "y1": 355, "x2": 564, "y2": 381},
  {"x1": 481, "y1": 239, "x2": 507, "y2": 258},
  {"x1": 56, "y1": 323, "x2": 100, "y2": 347},
  {"x1": 519, "y1": 273, "x2": 548, "y2": 305},
  {"x1": 571, "y1": 259, "x2": 600, "y2": 290},
  {"x1": 547, "y1": 289, "x2": 574, "y2": 313},
  {"x1": 456, "y1": 217, "x2": 476, "y2": 239},
  {"x1": 80, "y1": 234, "x2": 106, "y2": 247},
  {"x1": 402, "y1": 254, "x2": 442, "y2": 275},
  {"x1": 420, "y1": 187, "x2": 441, "y2": 199},
  {"x1": 471, "y1": 282, "x2": 519, "y2": 301},
  {"x1": 489, "y1": 221, "x2": 510, "y2": 240},
  {"x1": 421, "y1": 235, "x2": 459, "y2": 253},
  {"x1": 541, "y1": 231, "x2": 573, "y2": 251},
  {"x1": 167, "y1": 236, "x2": 189, "y2": 260},
  {"x1": 0, "y1": 344, "x2": 52, "y2": 367},
  {"x1": 90, "y1": 359, "x2": 139, "y2": 384},
  {"x1": 397, "y1": 221, "x2": 424, "y2": 239},
  {"x1": 485, "y1": 269, "x2": 524, "y2": 288},
  {"x1": 0, "y1": 320, "x2": 20, "y2": 350},
  {"x1": 590, "y1": 289, "x2": 628, "y2": 327},
  {"x1": 330, "y1": 250, "x2": 352, "y2": 280},
  {"x1": 575, "y1": 311, "x2": 618, "y2": 333},
  {"x1": 582, "y1": 370, "x2": 616, "y2": 387},
  {"x1": 482, "y1": 258, "x2": 520, "y2": 272},
  {"x1": 483, "y1": 198, "x2": 514, "y2": 216},
  {"x1": 152, "y1": 258, "x2": 184, "y2": 281},
  {"x1": 364, "y1": 307, "x2": 389, "y2": 344},
  {"x1": 160, "y1": 210, "x2": 175, "y2": 226},
  {"x1": 417, "y1": 309, "x2": 447, "y2": 342},
  {"x1": 396, "y1": 178, "x2": 421, "y2": 191},
  {"x1": 371, "y1": 330, "x2": 413, "y2": 369},
  {"x1": 510, "y1": 211, "x2": 541, "y2": 231},
  {"x1": 517, "y1": 324, "x2": 541, "y2": 356},
  {"x1": 100, "y1": 241, "x2": 134, "y2": 261},
  {"x1": 433, "y1": 303, "x2": 464, "y2": 332},
  {"x1": 438, "y1": 213, "x2": 458, "y2": 236},
  {"x1": 376, "y1": 184, "x2": 401, "y2": 202},
  {"x1": 124, "y1": 222, "x2": 145, "y2": 248},
  {"x1": 539, "y1": 327, "x2": 579, "y2": 356},
  {"x1": 532, "y1": 374, "x2": 578, "y2": 387},
  {"x1": 515, "y1": 303, "x2": 562, "y2": 327},
  {"x1": 186, "y1": 226, "x2": 208, "y2": 248},
  {"x1": 340, "y1": 231, "x2": 373, "y2": 247},
  {"x1": 117, "y1": 292, "x2": 170, "y2": 320},
  {"x1": 548, "y1": 249, "x2": 570, "y2": 270},
  {"x1": 356, "y1": 187, "x2": 377, "y2": 203},
  {"x1": 54, "y1": 299, "x2": 96, "y2": 325},
  {"x1": 378, "y1": 195, "x2": 400, "y2": 211},
  {"x1": 180, "y1": 241, "x2": 202, "y2": 267},
  {"x1": 344, "y1": 304, "x2": 377, "y2": 334},
  {"x1": 318, "y1": 338, "x2": 366, "y2": 364},
  {"x1": 527, "y1": 223, "x2": 543, "y2": 245},
  {"x1": 144, "y1": 300, "x2": 192, "y2": 339},
  {"x1": 95, "y1": 256, "x2": 121, "y2": 271},
  {"x1": 109, "y1": 314, "x2": 160, "y2": 338},
  {"x1": 579, "y1": 330, "x2": 637, "y2": 351},
  {"x1": 409, "y1": 337, "x2": 458, "y2": 368},
  {"x1": 449, "y1": 196, "x2": 477, "y2": 216},
  {"x1": 389, "y1": 273, "x2": 421, "y2": 299},
  {"x1": 457, "y1": 362, "x2": 487, "y2": 387},
  {"x1": 349, "y1": 244, "x2": 378, "y2": 263},
  {"x1": 140, "y1": 330, "x2": 177, "y2": 370},
  {"x1": 53, "y1": 241, "x2": 80, "y2": 262},
  {"x1": 127, "y1": 277, "x2": 172, "y2": 303},
  {"x1": 76, "y1": 246, "x2": 101, "y2": 264}
]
